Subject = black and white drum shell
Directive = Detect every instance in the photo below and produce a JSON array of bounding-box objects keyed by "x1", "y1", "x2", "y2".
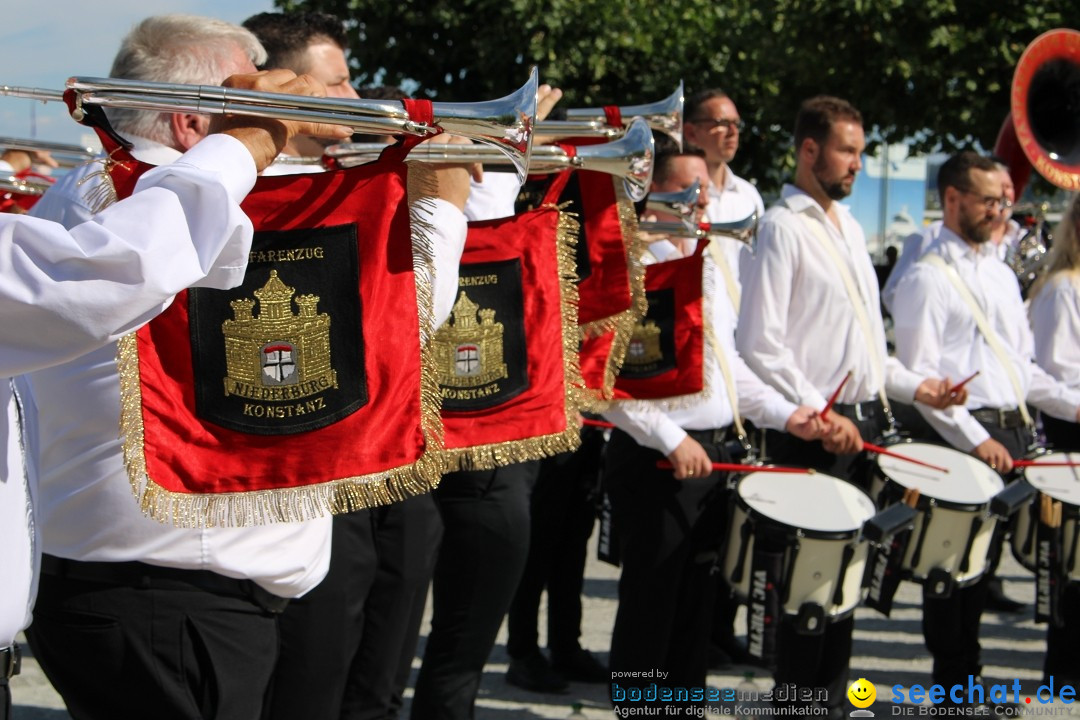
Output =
[
  {"x1": 1011, "y1": 452, "x2": 1080, "y2": 577},
  {"x1": 722, "y1": 472, "x2": 876, "y2": 619},
  {"x1": 871, "y1": 441, "x2": 1003, "y2": 586}
]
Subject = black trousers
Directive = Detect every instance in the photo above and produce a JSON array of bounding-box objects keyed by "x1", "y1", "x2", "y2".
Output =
[
  {"x1": 1037, "y1": 414, "x2": 1080, "y2": 682},
  {"x1": 27, "y1": 561, "x2": 279, "y2": 720},
  {"x1": 912, "y1": 419, "x2": 1030, "y2": 686},
  {"x1": 765, "y1": 401, "x2": 889, "y2": 710},
  {"x1": 410, "y1": 461, "x2": 539, "y2": 720},
  {"x1": 506, "y1": 429, "x2": 603, "y2": 660},
  {"x1": 266, "y1": 493, "x2": 441, "y2": 720},
  {"x1": 603, "y1": 428, "x2": 732, "y2": 715},
  {"x1": 1, "y1": 676, "x2": 9, "y2": 720}
]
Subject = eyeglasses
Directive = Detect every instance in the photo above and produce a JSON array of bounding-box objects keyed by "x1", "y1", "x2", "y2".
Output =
[
  {"x1": 960, "y1": 189, "x2": 1012, "y2": 211},
  {"x1": 689, "y1": 117, "x2": 744, "y2": 133}
]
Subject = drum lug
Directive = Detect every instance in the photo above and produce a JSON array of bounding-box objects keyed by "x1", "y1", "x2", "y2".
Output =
[
  {"x1": 794, "y1": 602, "x2": 826, "y2": 635},
  {"x1": 924, "y1": 567, "x2": 956, "y2": 599}
]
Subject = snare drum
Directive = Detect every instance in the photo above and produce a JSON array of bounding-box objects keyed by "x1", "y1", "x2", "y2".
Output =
[
  {"x1": 722, "y1": 472, "x2": 876, "y2": 620},
  {"x1": 1011, "y1": 452, "x2": 1080, "y2": 579},
  {"x1": 870, "y1": 441, "x2": 1003, "y2": 588}
]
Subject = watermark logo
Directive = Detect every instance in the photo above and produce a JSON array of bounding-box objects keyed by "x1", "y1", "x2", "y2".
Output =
[{"x1": 849, "y1": 678, "x2": 877, "y2": 718}]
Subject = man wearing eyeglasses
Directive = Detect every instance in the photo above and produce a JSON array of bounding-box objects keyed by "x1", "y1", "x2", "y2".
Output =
[
  {"x1": 682, "y1": 90, "x2": 764, "y2": 280},
  {"x1": 891, "y1": 151, "x2": 1080, "y2": 702}
]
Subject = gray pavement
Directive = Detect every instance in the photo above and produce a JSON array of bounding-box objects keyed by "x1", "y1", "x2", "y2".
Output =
[{"x1": 10, "y1": 538, "x2": 1074, "y2": 719}]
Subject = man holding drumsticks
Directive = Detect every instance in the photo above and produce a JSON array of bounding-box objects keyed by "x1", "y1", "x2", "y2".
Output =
[{"x1": 738, "y1": 96, "x2": 964, "y2": 719}]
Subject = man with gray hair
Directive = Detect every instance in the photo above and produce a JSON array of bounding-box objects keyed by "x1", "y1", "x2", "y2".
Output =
[{"x1": 22, "y1": 15, "x2": 338, "y2": 720}]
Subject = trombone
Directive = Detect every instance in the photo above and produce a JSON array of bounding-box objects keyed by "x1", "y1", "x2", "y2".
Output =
[
  {"x1": 304, "y1": 116, "x2": 656, "y2": 201},
  {"x1": 0, "y1": 175, "x2": 51, "y2": 196},
  {"x1": 1, "y1": 70, "x2": 539, "y2": 181},
  {"x1": 536, "y1": 82, "x2": 684, "y2": 148},
  {"x1": 0, "y1": 137, "x2": 98, "y2": 167}
]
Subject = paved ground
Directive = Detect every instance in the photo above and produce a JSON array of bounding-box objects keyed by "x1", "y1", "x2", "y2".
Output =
[{"x1": 10, "y1": 537, "x2": 1078, "y2": 719}]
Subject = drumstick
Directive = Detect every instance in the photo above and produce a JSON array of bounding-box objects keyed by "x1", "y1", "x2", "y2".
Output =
[
  {"x1": 948, "y1": 370, "x2": 980, "y2": 396},
  {"x1": 581, "y1": 418, "x2": 615, "y2": 429},
  {"x1": 821, "y1": 371, "x2": 853, "y2": 420},
  {"x1": 902, "y1": 487, "x2": 921, "y2": 508},
  {"x1": 655, "y1": 460, "x2": 813, "y2": 474},
  {"x1": 863, "y1": 442, "x2": 950, "y2": 473},
  {"x1": 1013, "y1": 459, "x2": 1080, "y2": 468}
]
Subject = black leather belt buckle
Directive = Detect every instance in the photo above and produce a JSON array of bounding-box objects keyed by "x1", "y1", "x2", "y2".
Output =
[{"x1": 1, "y1": 643, "x2": 21, "y2": 680}]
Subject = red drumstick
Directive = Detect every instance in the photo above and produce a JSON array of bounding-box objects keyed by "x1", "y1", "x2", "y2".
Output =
[
  {"x1": 821, "y1": 371, "x2": 853, "y2": 420},
  {"x1": 863, "y1": 442, "x2": 950, "y2": 474},
  {"x1": 949, "y1": 370, "x2": 981, "y2": 396},
  {"x1": 581, "y1": 418, "x2": 615, "y2": 429},
  {"x1": 1013, "y1": 459, "x2": 1080, "y2": 468},
  {"x1": 656, "y1": 460, "x2": 813, "y2": 474}
]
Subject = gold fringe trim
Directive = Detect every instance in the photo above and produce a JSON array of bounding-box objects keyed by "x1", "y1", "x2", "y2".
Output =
[
  {"x1": 79, "y1": 152, "x2": 127, "y2": 215},
  {"x1": 575, "y1": 178, "x2": 649, "y2": 412},
  {"x1": 607, "y1": 251, "x2": 716, "y2": 414},
  {"x1": 446, "y1": 208, "x2": 586, "y2": 471},
  {"x1": 117, "y1": 163, "x2": 450, "y2": 527}
]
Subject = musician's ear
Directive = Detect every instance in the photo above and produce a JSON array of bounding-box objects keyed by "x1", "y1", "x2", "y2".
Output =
[{"x1": 169, "y1": 112, "x2": 212, "y2": 152}]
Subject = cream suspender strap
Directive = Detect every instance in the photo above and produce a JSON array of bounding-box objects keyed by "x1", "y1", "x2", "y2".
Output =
[
  {"x1": 705, "y1": 241, "x2": 741, "y2": 313},
  {"x1": 920, "y1": 253, "x2": 1034, "y2": 427},
  {"x1": 795, "y1": 212, "x2": 893, "y2": 415},
  {"x1": 705, "y1": 327, "x2": 749, "y2": 444}
]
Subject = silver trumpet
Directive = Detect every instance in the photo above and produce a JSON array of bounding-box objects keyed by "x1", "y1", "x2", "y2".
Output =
[
  {"x1": 0, "y1": 136, "x2": 97, "y2": 167},
  {"x1": 639, "y1": 212, "x2": 758, "y2": 249},
  {"x1": 1, "y1": 70, "x2": 539, "y2": 181},
  {"x1": 536, "y1": 82, "x2": 684, "y2": 148},
  {"x1": 645, "y1": 179, "x2": 702, "y2": 228},
  {"x1": 311, "y1": 116, "x2": 656, "y2": 201}
]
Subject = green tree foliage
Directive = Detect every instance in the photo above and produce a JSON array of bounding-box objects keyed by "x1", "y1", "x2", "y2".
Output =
[{"x1": 277, "y1": 0, "x2": 1079, "y2": 193}]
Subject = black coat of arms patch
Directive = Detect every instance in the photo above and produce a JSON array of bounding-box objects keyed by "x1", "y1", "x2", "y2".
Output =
[
  {"x1": 433, "y1": 258, "x2": 529, "y2": 411},
  {"x1": 618, "y1": 288, "x2": 677, "y2": 379},
  {"x1": 188, "y1": 224, "x2": 367, "y2": 435}
]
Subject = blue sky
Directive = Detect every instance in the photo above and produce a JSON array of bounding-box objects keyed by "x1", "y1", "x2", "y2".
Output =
[{"x1": 0, "y1": 0, "x2": 277, "y2": 146}]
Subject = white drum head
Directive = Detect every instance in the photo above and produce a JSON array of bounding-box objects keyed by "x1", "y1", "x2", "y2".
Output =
[
  {"x1": 737, "y1": 472, "x2": 875, "y2": 533},
  {"x1": 877, "y1": 442, "x2": 1003, "y2": 505},
  {"x1": 1024, "y1": 452, "x2": 1080, "y2": 505}
]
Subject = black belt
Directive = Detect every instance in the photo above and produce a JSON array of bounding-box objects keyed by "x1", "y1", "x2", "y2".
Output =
[
  {"x1": 684, "y1": 426, "x2": 732, "y2": 446},
  {"x1": 0, "y1": 644, "x2": 19, "y2": 681},
  {"x1": 832, "y1": 399, "x2": 885, "y2": 422},
  {"x1": 40, "y1": 555, "x2": 289, "y2": 614},
  {"x1": 684, "y1": 425, "x2": 751, "y2": 462},
  {"x1": 971, "y1": 407, "x2": 1027, "y2": 430}
]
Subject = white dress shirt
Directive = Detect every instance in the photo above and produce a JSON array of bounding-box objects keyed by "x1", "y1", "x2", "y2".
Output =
[
  {"x1": 738, "y1": 184, "x2": 923, "y2": 410},
  {"x1": 705, "y1": 168, "x2": 764, "y2": 289},
  {"x1": 1029, "y1": 272, "x2": 1080, "y2": 392},
  {"x1": 882, "y1": 221, "x2": 942, "y2": 314},
  {"x1": 1, "y1": 134, "x2": 258, "y2": 648},
  {"x1": 604, "y1": 239, "x2": 798, "y2": 455},
  {"x1": 464, "y1": 171, "x2": 521, "y2": 222},
  {"x1": 891, "y1": 227, "x2": 1080, "y2": 451}
]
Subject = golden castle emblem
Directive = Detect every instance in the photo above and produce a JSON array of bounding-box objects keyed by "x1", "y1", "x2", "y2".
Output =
[
  {"x1": 221, "y1": 270, "x2": 337, "y2": 401},
  {"x1": 625, "y1": 319, "x2": 663, "y2": 365},
  {"x1": 432, "y1": 291, "x2": 508, "y2": 388}
]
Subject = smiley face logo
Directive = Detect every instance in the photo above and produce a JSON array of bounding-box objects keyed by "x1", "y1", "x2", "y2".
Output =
[{"x1": 848, "y1": 678, "x2": 876, "y2": 708}]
